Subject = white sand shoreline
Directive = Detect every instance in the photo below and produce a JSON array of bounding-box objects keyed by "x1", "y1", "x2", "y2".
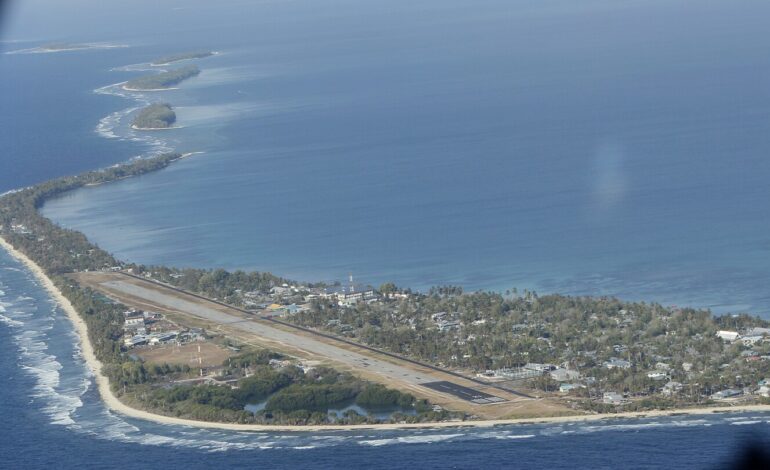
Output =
[
  {"x1": 131, "y1": 124, "x2": 184, "y2": 131},
  {"x1": 5, "y1": 44, "x2": 129, "y2": 55},
  {"x1": 1, "y1": 234, "x2": 769, "y2": 432},
  {"x1": 150, "y1": 51, "x2": 219, "y2": 67},
  {"x1": 122, "y1": 85, "x2": 180, "y2": 92}
]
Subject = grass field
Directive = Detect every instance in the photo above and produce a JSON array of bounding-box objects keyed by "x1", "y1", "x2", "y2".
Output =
[{"x1": 133, "y1": 342, "x2": 234, "y2": 369}]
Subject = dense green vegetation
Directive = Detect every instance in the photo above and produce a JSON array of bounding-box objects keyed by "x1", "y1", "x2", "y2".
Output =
[
  {"x1": 40, "y1": 43, "x2": 90, "y2": 51},
  {"x1": 0, "y1": 153, "x2": 187, "y2": 378},
  {"x1": 106, "y1": 360, "x2": 191, "y2": 390},
  {"x1": 151, "y1": 51, "x2": 213, "y2": 65},
  {"x1": 0, "y1": 153, "x2": 447, "y2": 425},
  {"x1": 0, "y1": 152, "x2": 182, "y2": 274},
  {"x1": 121, "y1": 352, "x2": 440, "y2": 425},
  {"x1": 289, "y1": 287, "x2": 770, "y2": 409},
  {"x1": 138, "y1": 266, "x2": 288, "y2": 305},
  {"x1": 357, "y1": 383, "x2": 422, "y2": 409},
  {"x1": 124, "y1": 65, "x2": 200, "y2": 90},
  {"x1": 5, "y1": 146, "x2": 770, "y2": 419},
  {"x1": 132, "y1": 103, "x2": 176, "y2": 129}
]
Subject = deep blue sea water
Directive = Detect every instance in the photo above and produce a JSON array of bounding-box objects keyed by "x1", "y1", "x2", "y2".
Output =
[
  {"x1": 2, "y1": 248, "x2": 770, "y2": 468},
  {"x1": 4, "y1": 1, "x2": 770, "y2": 467},
  {"x1": 22, "y1": 0, "x2": 770, "y2": 315}
]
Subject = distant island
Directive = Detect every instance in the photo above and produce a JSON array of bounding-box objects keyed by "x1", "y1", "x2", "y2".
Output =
[
  {"x1": 5, "y1": 42, "x2": 129, "y2": 55},
  {"x1": 132, "y1": 103, "x2": 176, "y2": 130},
  {"x1": 39, "y1": 43, "x2": 92, "y2": 52},
  {"x1": 151, "y1": 51, "x2": 214, "y2": 66},
  {"x1": 124, "y1": 65, "x2": 200, "y2": 91}
]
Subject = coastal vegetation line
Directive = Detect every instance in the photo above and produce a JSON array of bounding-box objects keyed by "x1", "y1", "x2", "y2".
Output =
[
  {"x1": 6, "y1": 232, "x2": 770, "y2": 432},
  {"x1": 5, "y1": 149, "x2": 770, "y2": 429},
  {"x1": 3, "y1": 47, "x2": 770, "y2": 429},
  {"x1": 132, "y1": 103, "x2": 176, "y2": 130},
  {"x1": 124, "y1": 64, "x2": 200, "y2": 91},
  {"x1": 151, "y1": 51, "x2": 214, "y2": 66},
  {"x1": 75, "y1": 270, "x2": 536, "y2": 419},
  {"x1": 0, "y1": 153, "x2": 457, "y2": 426}
]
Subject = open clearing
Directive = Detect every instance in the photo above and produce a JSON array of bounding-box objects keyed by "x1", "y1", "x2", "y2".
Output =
[{"x1": 133, "y1": 342, "x2": 233, "y2": 369}]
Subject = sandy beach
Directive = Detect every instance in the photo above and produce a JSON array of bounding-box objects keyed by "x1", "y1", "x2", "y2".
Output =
[
  {"x1": 4, "y1": 43, "x2": 129, "y2": 55},
  {"x1": 130, "y1": 125, "x2": 184, "y2": 131},
  {"x1": 1, "y1": 234, "x2": 769, "y2": 432},
  {"x1": 151, "y1": 51, "x2": 221, "y2": 67},
  {"x1": 122, "y1": 85, "x2": 180, "y2": 92}
]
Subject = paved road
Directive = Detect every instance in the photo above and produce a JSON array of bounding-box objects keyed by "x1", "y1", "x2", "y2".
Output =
[
  {"x1": 118, "y1": 273, "x2": 533, "y2": 399},
  {"x1": 421, "y1": 381, "x2": 507, "y2": 404},
  {"x1": 102, "y1": 280, "x2": 494, "y2": 398}
]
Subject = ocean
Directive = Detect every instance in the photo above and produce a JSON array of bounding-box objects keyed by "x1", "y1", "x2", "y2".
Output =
[
  {"x1": 3, "y1": 0, "x2": 770, "y2": 467},
  {"x1": 22, "y1": 0, "x2": 770, "y2": 316},
  {"x1": 1, "y1": 248, "x2": 769, "y2": 468}
]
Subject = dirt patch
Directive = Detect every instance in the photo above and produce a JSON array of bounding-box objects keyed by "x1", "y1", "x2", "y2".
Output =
[{"x1": 133, "y1": 342, "x2": 234, "y2": 369}]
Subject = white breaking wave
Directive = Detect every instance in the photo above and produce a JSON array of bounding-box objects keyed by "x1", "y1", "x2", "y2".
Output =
[
  {"x1": 0, "y1": 278, "x2": 86, "y2": 428},
  {"x1": 96, "y1": 106, "x2": 140, "y2": 139},
  {"x1": 0, "y1": 189, "x2": 19, "y2": 198},
  {"x1": 473, "y1": 431, "x2": 537, "y2": 440},
  {"x1": 111, "y1": 63, "x2": 161, "y2": 73},
  {"x1": 358, "y1": 433, "x2": 466, "y2": 447},
  {"x1": 724, "y1": 415, "x2": 764, "y2": 421},
  {"x1": 92, "y1": 82, "x2": 176, "y2": 157},
  {"x1": 1, "y1": 264, "x2": 475, "y2": 451},
  {"x1": 0, "y1": 313, "x2": 24, "y2": 327},
  {"x1": 3, "y1": 212, "x2": 768, "y2": 452},
  {"x1": 574, "y1": 418, "x2": 724, "y2": 435},
  {"x1": 91, "y1": 59, "x2": 272, "y2": 164}
]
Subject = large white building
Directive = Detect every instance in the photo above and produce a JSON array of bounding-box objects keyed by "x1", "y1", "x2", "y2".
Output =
[
  {"x1": 603, "y1": 392, "x2": 625, "y2": 405},
  {"x1": 716, "y1": 330, "x2": 740, "y2": 342}
]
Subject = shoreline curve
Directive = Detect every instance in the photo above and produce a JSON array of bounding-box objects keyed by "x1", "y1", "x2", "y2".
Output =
[{"x1": 1, "y1": 235, "x2": 770, "y2": 432}]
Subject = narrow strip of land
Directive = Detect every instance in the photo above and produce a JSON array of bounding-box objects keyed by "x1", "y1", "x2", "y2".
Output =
[
  {"x1": 120, "y1": 270, "x2": 532, "y2": 399},
  {"x1": 7, "y1": 237, "x2": 769, "y2": 431},
  {"x1": 74, "y1": 271, "x2": 544, "y2": 418}
]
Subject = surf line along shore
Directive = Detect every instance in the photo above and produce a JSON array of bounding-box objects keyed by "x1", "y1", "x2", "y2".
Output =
[{"x1": 2, "y1": 236, "x2": 770, "y2": 432}]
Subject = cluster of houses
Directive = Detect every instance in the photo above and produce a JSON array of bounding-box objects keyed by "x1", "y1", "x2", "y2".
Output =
[
  {"x1": 431, "y1": 312, "x2": 462, "y2": 332},
  {"x1": 603, "y1": 357, "x2": 633, "y2": 370},
  {"x1": 267, "y1": 358, "x2": 317, "y2": 375},
  {"x1": 476, "y1": 355, "x2": 770, "y2": 406},
  {"x1": 717, "y1": 327, "x2": 770, "y2": 346},
  {"x1": 706, "y1": 378, "x2": 770, "y2": 401},
  {"x1": 122, "y1": 308, "x2": 204, "y2": 349},
  {"x1": 716, "y1": 328, "x2": 770, "y2": 363},
  {"x1": 5, "y1": 222, "x2": 31, "y2": 235},
  {"x1": 477, "y1": 363, "x2": 561, "y2": 381},
  {"x1": 161, "y1": 276, "x2": 770, "y2": 410},
  {"x1": 477, "y1": 363, "x2": 592, "y2": 394},
  {"x1": 602, "y1": 392, "x2": 627, "y2": 405},
  {"x1": 248, "y1": 282, "x2": 382, "y2": 316},
  {"x1": 598, "y1": 382, "x2": 770, "y2": 405}
]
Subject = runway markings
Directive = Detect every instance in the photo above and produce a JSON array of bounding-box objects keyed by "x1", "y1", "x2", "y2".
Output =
[{"x1": 421, "y1": 381, "x2": 506, "y2": 404}]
